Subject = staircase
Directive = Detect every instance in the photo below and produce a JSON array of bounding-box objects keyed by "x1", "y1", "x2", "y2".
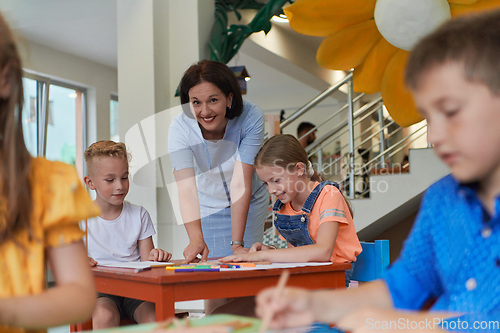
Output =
[
  {"x1": 270, "y1": 73, "x2": 450, "y2": 240},
  {"x1": 353, "y1": 147, "x2": 449, "y2": 240}
]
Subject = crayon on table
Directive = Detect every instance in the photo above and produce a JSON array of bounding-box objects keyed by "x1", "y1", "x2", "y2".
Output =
[
  {"x1": 234, "y1": 263, "x2": 256, "y2": 267},
  {"x1": 166, "y1": 266, "x2": 194, "y2": 271},
  {"x1": 174, "y1": 268, "x2": 220, "y2": 272}
]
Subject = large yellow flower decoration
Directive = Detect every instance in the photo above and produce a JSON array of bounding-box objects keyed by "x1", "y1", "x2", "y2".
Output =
[{"x1": 285, "y1": 0, "x2": 500, "y2": 127}]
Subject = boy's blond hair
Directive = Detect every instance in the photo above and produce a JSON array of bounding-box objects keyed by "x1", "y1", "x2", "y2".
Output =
[
  {"x1": 405, "y1": 9, "x2": 500, "y2": 93},
  {"x1": 84, "y1": 140, "x2": 129, "y2": 175}
]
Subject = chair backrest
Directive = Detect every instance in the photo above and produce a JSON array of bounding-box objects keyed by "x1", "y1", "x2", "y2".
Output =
[{"x1": 351, "y1": 240, "x2": 390, "y2": 282}]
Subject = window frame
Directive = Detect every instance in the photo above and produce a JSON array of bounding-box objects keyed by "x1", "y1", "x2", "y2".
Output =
[{"x1": 22, "y1": 69, "x2": 88, "y2": 177}]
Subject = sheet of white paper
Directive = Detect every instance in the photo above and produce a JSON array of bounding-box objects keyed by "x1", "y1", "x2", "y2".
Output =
[
  {"x1": 220, "y1": 262, "x2": 332, "y2": 271},
  {"x1": 97, "y1": 261, "x2": 169, "y2": 269},
  {"x1": 98, "y1": 261, "x2": 333, "y2": 271}
]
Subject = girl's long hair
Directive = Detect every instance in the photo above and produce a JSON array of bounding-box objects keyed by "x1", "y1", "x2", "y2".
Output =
[
  {"x1": 254, "y1": 134, "x2": 353, "y2": 217},
  {"x1": 0, "y1": 13, "x2": 32, "y2": 245}
]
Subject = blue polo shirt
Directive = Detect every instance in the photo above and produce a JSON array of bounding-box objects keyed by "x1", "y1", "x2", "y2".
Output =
[{"x1": 383, "y1": 174, "x2": 500, "y2": 331}]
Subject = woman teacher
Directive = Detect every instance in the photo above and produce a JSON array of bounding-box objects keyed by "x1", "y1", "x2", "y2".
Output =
[{"x1": 168, "y1": 60, "x2": 268, "y2": 264}]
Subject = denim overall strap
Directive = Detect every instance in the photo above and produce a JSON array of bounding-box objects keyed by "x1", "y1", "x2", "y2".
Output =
[
  {"x1": 273, "y1": 181, "x2": 341, "y2": 247},
  {"x1": 273, "y1": 198, "x2": 284, "y2": 212},
  {"x1": 301, "y1": 181, "x2": 341, "y2": 213}
]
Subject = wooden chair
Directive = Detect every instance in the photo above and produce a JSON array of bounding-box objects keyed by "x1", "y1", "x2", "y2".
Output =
[{"x1": 351, "y1": 240, "x2": 390, "y2": 282}]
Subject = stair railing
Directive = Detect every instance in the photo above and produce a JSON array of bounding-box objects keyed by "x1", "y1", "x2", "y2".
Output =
[{"x1": 273, "y1": 71, "x2": 428, "y2": 199}]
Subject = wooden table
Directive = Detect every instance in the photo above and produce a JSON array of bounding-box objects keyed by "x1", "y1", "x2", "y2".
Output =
[{"x1": 91, "y1": 262, "x2": 349, "y2": 322}]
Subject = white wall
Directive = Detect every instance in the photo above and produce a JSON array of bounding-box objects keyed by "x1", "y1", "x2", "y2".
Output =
[{"x1": 117, "y1": 0, "x2": 215, "y2": 257}]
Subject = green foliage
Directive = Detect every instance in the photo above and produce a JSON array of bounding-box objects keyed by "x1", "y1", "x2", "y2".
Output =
[{"x1": 210, "y1": 0, "x2": 292, "y2": 64}]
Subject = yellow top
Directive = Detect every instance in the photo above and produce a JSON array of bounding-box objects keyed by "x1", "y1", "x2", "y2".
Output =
[{"x1": 0, "y1": 157, "x2": 100, "y2": 333}]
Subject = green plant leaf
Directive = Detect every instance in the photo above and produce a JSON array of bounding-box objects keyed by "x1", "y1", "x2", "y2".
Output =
[{"x1": 210, "y1": 0, "x2": 292, "y2": 64}]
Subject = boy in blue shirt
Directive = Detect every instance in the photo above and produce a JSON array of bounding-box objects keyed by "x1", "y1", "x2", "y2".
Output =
[{"x1": 255, "y1": 9, "x2": 500, "y2": 333}]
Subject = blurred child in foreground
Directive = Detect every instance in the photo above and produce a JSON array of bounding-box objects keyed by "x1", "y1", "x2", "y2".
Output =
[{"x1": 0, "y1": 12, "x2": 100, "y2": 332}]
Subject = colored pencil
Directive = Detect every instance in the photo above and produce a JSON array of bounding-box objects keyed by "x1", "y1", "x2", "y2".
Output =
[{"x1": 174, "y1": 268, "x2": 220, "y2": 272}]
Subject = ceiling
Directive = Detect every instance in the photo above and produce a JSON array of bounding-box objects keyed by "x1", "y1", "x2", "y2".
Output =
[
  {"x1": 0, "y1": 0, "x2": 118, "y2": 68},
  {"x1": 0, "y1": 0, "x2": 343, "y2": 142},
  {"x1": 0, "y1": 0, "x2": 323, "y2": 71},
  {"x1": 0, "y1": 0, "x2": 339, "y2": 111}
]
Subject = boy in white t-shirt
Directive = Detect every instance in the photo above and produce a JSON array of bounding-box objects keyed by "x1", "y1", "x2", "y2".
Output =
[{"x1": 83, "y1": 140, "x2": 171, "y2": 329}]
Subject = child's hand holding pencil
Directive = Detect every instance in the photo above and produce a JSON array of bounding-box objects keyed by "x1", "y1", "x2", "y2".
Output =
[
  {"x1": 258, "y1": 270, "x2": 290, "y2": 333},
  {"x1": 256, "y1": 274, "x2": 317, "y2": 331}
]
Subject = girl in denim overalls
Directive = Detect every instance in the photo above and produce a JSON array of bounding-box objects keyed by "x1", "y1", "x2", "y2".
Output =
[{"x1": 221, "y1": 134, "x2": 362, "y2": 287}]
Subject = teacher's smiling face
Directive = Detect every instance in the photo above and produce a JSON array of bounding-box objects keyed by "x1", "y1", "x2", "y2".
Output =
[{"x1": 189, "y1": 81, "x2": 233, "y2": 141}]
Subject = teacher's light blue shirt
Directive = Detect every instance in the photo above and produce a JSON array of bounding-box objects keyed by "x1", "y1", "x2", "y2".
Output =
[{"x1": 168, "y1": 100, "x2": 266, "y2": 210}]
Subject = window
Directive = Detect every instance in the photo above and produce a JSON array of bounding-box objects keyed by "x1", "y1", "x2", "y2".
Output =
[
  {"x1": 22, "y1": 71, "x2": 87, "y2": 177},
  {"x1": 110, "y1": 95, "x2": 119, "y2": 142}
]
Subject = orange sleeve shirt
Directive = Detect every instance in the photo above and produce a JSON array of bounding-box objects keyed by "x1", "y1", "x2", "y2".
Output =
[{"x1": 279, "y1": 182, "x2": 362, "y2": 263}]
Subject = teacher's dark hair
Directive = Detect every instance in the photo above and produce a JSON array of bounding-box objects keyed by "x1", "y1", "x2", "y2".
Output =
[{"x1": 179, "y1": 60, "x2": 243, "y2": 119}]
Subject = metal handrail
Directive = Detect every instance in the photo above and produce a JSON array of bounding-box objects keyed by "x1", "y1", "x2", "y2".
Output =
[
  {"x1": 306, "y1": 95, "x2": 382, "y2": 157},
  {"x1": 309, "y1": 126, "x2": 349, "y2": 158},
  {"x1": 304, "y1": 93, "x2": 365, "y2": 153},
  {"x1": 355, "y1": 120, "x2": 395, "y2": 155},
  {"x1": 342, "y1": 128, "x2": 427, "y2": 198},
  {"x1": 352, "y1": 100, "x2": 382, "y2": 126},
  {"x1": 309, "y1": 98, "x2": 384, "y2": 166},
  {"x1": 386, "y1": 127, "x2": 428, "y2": 160},
  {"x1": 264, "y1": 72, "x2": 427, "y2": 201},
  {"x1": 300, "y1": 93, "x2": 365, "y2": 146},
  {"x1": 280, "y1": 72, "x2": 353, "y2": 130},
  {"x1": 320, "y1": 153, "x2": 344, "y2": 173},
  {"x1": 340, "y1": 124, "x2": 427, "y2": 183},
  {"x1": 350, "y1": 124, "x2": 403, "y2": 164},
  {"x1": 356, "y1": 120, "x2": 382, "y2": 141}
]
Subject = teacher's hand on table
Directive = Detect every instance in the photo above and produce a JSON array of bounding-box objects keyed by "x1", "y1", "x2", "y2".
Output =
[
  {"x1": 183, "y1": 240, "x2": 209, "y2": 263},
  {"x1": 249, "y1": 242, "x2": 275, "y2": 252},
  {"x1": 255, "y1": 286, "x2": 316, "y2": 330},
  {"x1": 232, "y1": 244, "x2": 249, "y2": 255}
]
